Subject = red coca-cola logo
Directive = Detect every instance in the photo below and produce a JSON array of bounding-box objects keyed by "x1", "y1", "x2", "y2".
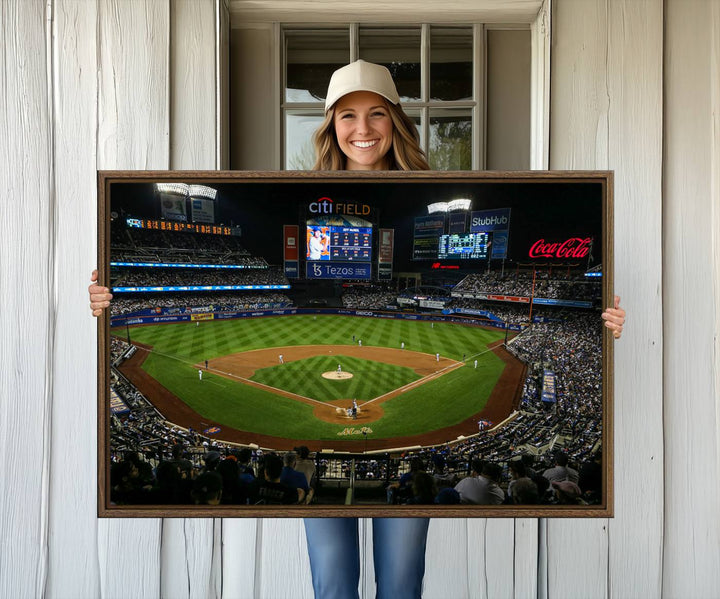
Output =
[{"x1": 529, "y1": 237, "x2": 592, "y2": 259}]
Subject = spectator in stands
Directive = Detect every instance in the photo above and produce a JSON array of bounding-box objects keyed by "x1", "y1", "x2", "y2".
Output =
[
  {"x1": 191, "y1": 471, "x2": 223, "y2": 506},
  {"x1": 521, "y1": 454, "x2": 538, "y2": 479},
  {"x1": 543, "y1": 451, "x2": 580, "y2": 484},
  {"x1": 234, "y1": 447, "x2": 256, "y2": 482},
  {"x1": 387, "y1": 457, "x2": 424, "y2": 504},
  {"x1": 551, "y1": 480, "x2": 584, "y2": 505},
  {"x1": 454, "y1": 459, "x2": 504, "y2": 505},
  {"x1": 294, "y1": 445, "x2": 316, "y2": 489},
  {"x1": 248, "y1": 452, "x2": 304, "y2": 505},
  {"x1": 281, "y1": 451, "x2": 313, "y2": 504},
  {"x1": 511, "y1": 477, "x2": 540, "y2": 505},
  {"x1": 406, "y1": 472, "x2": 438, "y2": 505},
  {"x1": 216, "y1": 456, "x2": 247, "y2": 505},
  {"x1": 578, "y1": 450, "x2": 603, "y2": 503},
  {"x1": 203, "y1": 450, "x2": 222, "y2": 473}
]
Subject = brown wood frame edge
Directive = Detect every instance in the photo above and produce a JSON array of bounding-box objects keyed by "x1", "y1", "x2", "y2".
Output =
[{"x1": 97, "y1": 170, "x2": 614, "y2": 519}]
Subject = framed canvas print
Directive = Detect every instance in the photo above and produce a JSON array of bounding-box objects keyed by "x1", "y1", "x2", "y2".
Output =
[{"x1": 97, "y1": 170, "x2": 614, "y2": 517}]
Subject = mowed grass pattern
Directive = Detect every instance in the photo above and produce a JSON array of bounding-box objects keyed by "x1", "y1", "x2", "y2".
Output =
[
  {"x1": 125, "y1": 315, "x2": 506, "y2": 441},
  {"x1": 251, "y1": 355, "x2": 420, "y2": 402}
]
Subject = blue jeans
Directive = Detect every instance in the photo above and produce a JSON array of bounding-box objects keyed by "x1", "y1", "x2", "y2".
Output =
[{"x1": 303, "y1": 517, "x2": 430, "y2": 599}]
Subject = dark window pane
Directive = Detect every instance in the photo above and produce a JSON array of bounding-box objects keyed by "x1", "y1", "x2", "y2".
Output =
[
  {"x1": 359, "y1": 28, "x2": 421, "y2": 102},
  {"x1": 286, "y1": 30, "x2": 350, "y2": 103},
  {"x1": 430, "y1": 27, "x2": 473, "y2": 101}
]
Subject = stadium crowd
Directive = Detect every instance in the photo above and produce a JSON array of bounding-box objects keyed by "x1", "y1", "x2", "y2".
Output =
[
  {"x1": 453, "y1": 271, "x2": 601, "y2": 301},
  {"x1": 109, "y1": 293, "x2": 293, "y2": 316},
  {"x1": 112, "y1": 226, "x2": 267, "y2": 266},
  {"x1": 112, "y1": 267, "x2": 289, "y2": 288}
]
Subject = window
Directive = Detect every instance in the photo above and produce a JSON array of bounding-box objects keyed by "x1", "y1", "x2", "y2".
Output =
[{"x1": 283, "y1": 25, "x2": 484, "y2": 171}]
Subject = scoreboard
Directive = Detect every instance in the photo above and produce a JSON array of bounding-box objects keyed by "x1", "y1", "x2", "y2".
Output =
[
  {"x1": 126, "y1": 218, "x2": 240, "y2": 236},
  {"x1": 307, "y1": 225, "x2": 372, "y2": 262},
  {"x1": 330, "y1": 227, "x2": 372, "y2": 261},
  {"x1": 438, "y1": 232, "x2": 489, "y2": 260}
]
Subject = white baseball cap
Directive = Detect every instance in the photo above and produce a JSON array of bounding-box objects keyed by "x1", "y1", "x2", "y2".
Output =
[{"x1": 324, "y1": 60, "x2": 400, "y2": 112}]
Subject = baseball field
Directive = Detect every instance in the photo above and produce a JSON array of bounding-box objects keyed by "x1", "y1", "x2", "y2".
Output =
[{"x1": 117, "y1": 314, "x2": 524, "y2": 450}]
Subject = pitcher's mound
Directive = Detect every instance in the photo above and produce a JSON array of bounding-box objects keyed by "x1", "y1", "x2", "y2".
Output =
[{"x1": 322, "y1": 371, "x2": 354, "y2": 380}]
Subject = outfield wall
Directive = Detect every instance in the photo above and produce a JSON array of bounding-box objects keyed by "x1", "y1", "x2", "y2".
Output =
[{"x1": 110, "y1": 307, "x2": 526, "y2": 331}]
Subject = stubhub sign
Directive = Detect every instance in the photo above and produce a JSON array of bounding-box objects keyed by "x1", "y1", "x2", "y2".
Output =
[
  {"x1": 470, "y1": 208, "x2": 511, "y2": 232},
  {"x1": 306, "y1": 262, "x2": 371, "y2": 280}
]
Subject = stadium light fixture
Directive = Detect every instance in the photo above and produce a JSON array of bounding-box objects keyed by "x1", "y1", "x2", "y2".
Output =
[
  {"x1": 427, "y1": 202, "x2": 448, "y2": 214},
  {"x1": 448, "y1": 198, "x2": 472, "y2": 211},
  {"x1": 188, "y1": 184, "x2": 217, "y2": 200},
  {"x1": 427, "y1": 199, "x2": 472, "y2": 214},
  {"x1": 155, "y1": 183, "x2": 189, "y2": 196}
]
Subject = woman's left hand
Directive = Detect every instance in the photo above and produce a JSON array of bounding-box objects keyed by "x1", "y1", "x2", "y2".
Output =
[{"x1": 602, "y1": 295, "x2": 625, "y2": 339}]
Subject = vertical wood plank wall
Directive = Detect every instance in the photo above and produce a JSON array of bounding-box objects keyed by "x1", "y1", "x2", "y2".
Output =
[
  {"x1": 0, "y1": 2, "x2": 52, "y2": 599},
  {"x1": 1, "y1": 1, "x2": 718, "y2": 597},
  {"x1": 550, "y1": 2, "x2": 664, "y2": 598},
  {"x1": 47, "y1": 1, "x2": 101, "y2": 596},
  {"x1": 663, "y1": 1, "x2": 720, "y2": 596}
]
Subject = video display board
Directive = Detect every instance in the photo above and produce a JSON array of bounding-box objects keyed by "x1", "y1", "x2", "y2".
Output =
[{"x1": 306, "y1": 225, "x2": 372, "y2": 262}]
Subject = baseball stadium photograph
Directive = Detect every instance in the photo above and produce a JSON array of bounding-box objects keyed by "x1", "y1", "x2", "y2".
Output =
[{"x1": 101, "y1": 172, "x2": 612, "y2": 514}]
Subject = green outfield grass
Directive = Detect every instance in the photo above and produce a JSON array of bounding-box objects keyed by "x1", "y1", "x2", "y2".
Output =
[{"x1": 124, "y1": 315, "x2": 507, "y2": 442}]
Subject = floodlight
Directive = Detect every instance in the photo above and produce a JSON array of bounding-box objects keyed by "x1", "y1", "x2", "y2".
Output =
[{"x1": 155, "y1": 183, "x2": 189, "y2": 196}]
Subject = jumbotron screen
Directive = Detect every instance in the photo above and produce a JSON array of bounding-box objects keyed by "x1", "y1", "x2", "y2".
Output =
[
  {"x1": 437, "y1": 232, "x2": 489, "y2": 260},
  {"x1": 306, "y1": 225, "x2": 372, "y2": 262}
]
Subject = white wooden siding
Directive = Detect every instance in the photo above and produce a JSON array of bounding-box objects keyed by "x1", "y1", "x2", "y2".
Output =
[
  {"x1": 550, "y1": 2, "x2": 664, "y2": 599},
  {"x1": 1, "y1": 0, "x2": 718, "y2": 598},
  {"x1": 663, "y1": 1, "x2": 720, "y2": 596}
]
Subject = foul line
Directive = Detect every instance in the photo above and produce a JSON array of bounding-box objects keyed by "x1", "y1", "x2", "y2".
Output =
[
  {"x1": 361, "y1": 344, "x2": 506, "y2": 407},
  {"x1": 132, "y1": 345, "x2": 331, "y2": 408}
]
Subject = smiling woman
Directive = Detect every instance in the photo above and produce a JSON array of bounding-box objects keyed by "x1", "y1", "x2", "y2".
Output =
[
  {"x1": 311, "y1": 60, "x2": 430, "y2": 172},
  {"x1": 333, "y1": 91, "x2": 394, "y2": 170}
]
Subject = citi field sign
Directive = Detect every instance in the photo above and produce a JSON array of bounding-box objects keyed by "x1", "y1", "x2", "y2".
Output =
[
  {"x1": 528, "y1": 237, "x2": 592, "y2": 259},
  {"x1": 309, "y1": 196, "x2": 371, "y2": 216}
]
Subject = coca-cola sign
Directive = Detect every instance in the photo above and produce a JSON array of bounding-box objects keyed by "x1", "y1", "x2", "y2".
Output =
[{"x1": 529, "y1": 237, "x2": 592, "y2": 259}]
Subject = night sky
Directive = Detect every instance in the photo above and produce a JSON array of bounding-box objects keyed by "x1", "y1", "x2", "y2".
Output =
[{"x1": 110, "y1": 178, "x2": 605, "y2": 272}]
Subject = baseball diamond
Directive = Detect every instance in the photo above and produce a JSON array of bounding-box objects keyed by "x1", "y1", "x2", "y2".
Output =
[{"x1": 116, "y1": 314, "x2": 526, "y2": 451}]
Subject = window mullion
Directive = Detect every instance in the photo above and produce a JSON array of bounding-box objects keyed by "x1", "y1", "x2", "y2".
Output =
[
  {"x1": 350, "y1": 23, "x2": 359, "y2": 61},
  {"x1": 421, "y1": 24, "x2": 430, "y2": 155},
  {"x1": 473, "y1": 23, "x2": 485, "y2": 171}
]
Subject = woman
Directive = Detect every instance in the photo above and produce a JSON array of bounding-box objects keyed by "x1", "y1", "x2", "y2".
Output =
[
  {"x1": 302, "y1": 60, "x2": 432, "y2": 599},
  {"x1": 89, "y1": 60, "x2": 626, "y2": 598}
]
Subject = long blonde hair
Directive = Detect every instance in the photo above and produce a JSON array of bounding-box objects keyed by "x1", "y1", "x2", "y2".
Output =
[{"x1": 312, "y1": 100, "x2": 430, "y2": 171}]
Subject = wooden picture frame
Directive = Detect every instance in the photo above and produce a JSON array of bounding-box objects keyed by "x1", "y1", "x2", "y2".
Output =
[{"x1": 98, "y1": 170, "x2": 613, "y2": 518}]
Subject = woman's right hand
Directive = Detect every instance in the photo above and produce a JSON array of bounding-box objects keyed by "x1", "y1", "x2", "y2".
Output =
[{"x1": 89, "y1": 269, "x2": 112, "y2": 317}]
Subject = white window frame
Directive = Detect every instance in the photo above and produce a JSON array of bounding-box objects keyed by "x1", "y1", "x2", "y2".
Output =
[{"x1": 245, "y1": 1, "x2": 551, "y2": 170}]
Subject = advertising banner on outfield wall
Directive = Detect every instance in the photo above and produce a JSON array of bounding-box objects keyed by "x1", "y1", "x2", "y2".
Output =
[
  {"x1": 284, "y1": 225, "x2": 300, "y2": 279},
  {"x1": 378, "y1": 228, "x2": 394, "y2": 280},
  {"x1": 191, "y1": 313, "x2": 214, "y2": 322}
]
